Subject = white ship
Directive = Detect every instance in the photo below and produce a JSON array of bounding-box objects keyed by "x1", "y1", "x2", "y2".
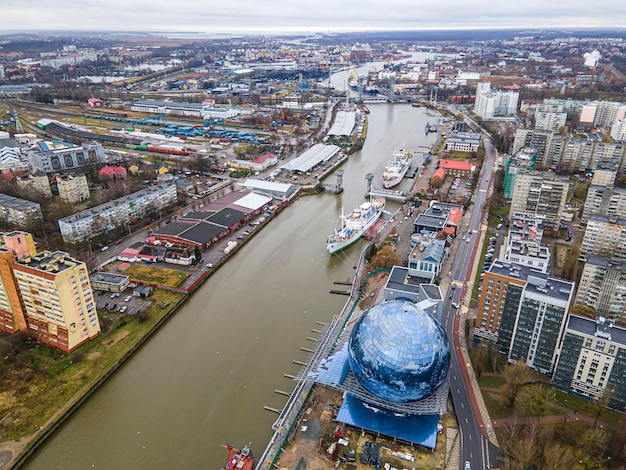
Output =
[
  {"x1": 327, "y1": 198, "x2": 386, "y2": 255},
  {"x1": 382, "y1": 148, "x2": 412, "y2": 189}
]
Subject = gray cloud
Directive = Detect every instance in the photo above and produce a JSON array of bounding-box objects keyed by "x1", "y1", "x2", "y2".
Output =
[{"x1": 1, "y1": 0, "x2": 624, "y2": 32}]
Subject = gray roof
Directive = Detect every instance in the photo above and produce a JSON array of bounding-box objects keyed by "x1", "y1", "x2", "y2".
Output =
[
  {"x1": 386, "y1": 266, "x2": 432, "y2": 294},
  {"x1": 90, "y1": 272, "x2": 129, "y2": 285},
  {"x1": 567, "y1": 315, "x2": 626, "y2": 346},
  {"x1": 414, "y1": 213, "x2": 447, "y2": 230},
  {"x1": 488, "y1": 260, "x2": 573, "y2": 302},
  {"x1": 0, "y1": 193, "x2": 41, "y2": 211}
]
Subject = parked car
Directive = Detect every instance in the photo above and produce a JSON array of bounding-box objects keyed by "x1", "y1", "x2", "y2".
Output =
[
  {"x1": 369, "y1": 443, "x2": 380, "y2": 465},
  {"x1": 360, "y1": 441, "x2": 372, "y2": 464},
  {"x1": 496, "y1": 223, "x2": 503, "y2": 230},
  {"x1": 124, "y1": 295, "x2": 132, "y2": 302},
  {"x1": 120, "y1": 306, "x2": 128, "y2": 313}
]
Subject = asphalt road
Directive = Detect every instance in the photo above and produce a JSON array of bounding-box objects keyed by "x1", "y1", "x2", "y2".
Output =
[{"x1": 441, "y1": 138, "x2": 501, "y2": 470}]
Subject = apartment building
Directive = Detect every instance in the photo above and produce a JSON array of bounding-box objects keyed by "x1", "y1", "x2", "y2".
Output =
[
  {"x1": 473, "y1": 82, "x2": 519, "y2": 119},
  {"x1": 512, "y1": 128, "x2": 553, "y2": 163},
  {"x1": 503, "y1": 148, "x2": 537, "y2": 200},
  {"x1": 13, "y1": 251, "x2": 100, "y2": 352},
  {"x1": 58, "y1": 184, "x2": 177, "y2": 244},
  {"x1": 505, "y1": 212, "x2": 550, "y2": 272},
  {"x1": 534, "y1": 108, "x2": 567, "y2": 132},
  {"x1": 56, "y1": 174, "x2": 90, "y2": 203},
  {"x1": 579, "y1": 215, "x2": 626, "y2": 262},
  {"x1": 16, "y1": 174, "x2": 52, "y2": 198},
  {"x1": 553, "y1": 316, "x2": 626, "y2": 412},
  {"x1": 0, "y1": 231, "x2": 37, "y2": 334},
  {"x1": 509, "y1": 171, "x2": 569, "y2": 233},
  {"x1": 582, "y1": 185, "x2": 626, "y2": 225},
  {"x1": 0, "y1": 193, "x2": 43, "y2": 229},
  {"x1": 475, "y1": 261, "x2": 574, "y2": 374},
  {"x1": 575, "y1": 256, "x2": 626, "y2": 321}
]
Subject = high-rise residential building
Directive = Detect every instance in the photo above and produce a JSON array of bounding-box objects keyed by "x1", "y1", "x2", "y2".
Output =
[
  {"x1": 0, "y1": 231, "x2": 37, "y2": 334},
  {"x1": 575, "y1": 256, "x2": 626, "y2": 321},
  {"x1": 503, "y1": 148, "x2": 537, "y2": 199},
  {"x1": 611, "y1": 119, "x2": 626, "y2": 142},
  {"x1": 58, "y1": 184, "x2": 177, "y2": 244},
  {"x1": 505, "y1": 212, "x2": 550, "y2": 272},
  {"x1": 56, "y1": 174, "x2": 90, "y2": 203},
  {"x1": 582, "y1": 181, "x2": 626, "y2": 225},
  {"x1": 534, "y1": 106, "x2": 567, "y2": 132},
  {"x1": 591, "y1": 169, "x2": 617, "y2": 188},
  {"x1": 13, "y1": 251, "x2": 100, "y2": 352},
  {"x1": 475, "y1": 261, "x2": 574, "y2": 374},
  {"x1": 579, "y1": 215, "x2": 626, "y2": 262},
  {"x1": 16, "y1": 174, "x2": 52, "y2": 198},
  {"x1": 0, "y1": 193, "x2": 43, "y2": 229},
  {"x1": 512, "y1": 128, "x2": 553, "y2": 162},
  {"x1": 552, "y1": 316, "x2": 626, "y2": 412},
  {"x1": 509, "y1": 171, "x2": 569, "y2": 233},
  {"x1": 473, "y1": 82, "x2": 519, "y2": 119}
]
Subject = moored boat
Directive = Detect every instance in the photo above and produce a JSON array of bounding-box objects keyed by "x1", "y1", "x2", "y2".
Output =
[
  {"x1": 327, "y1": 198, "x2": 386, "y2": 254},
  {"x1": 382, "y1": 148, "x2": 412, "y2": 189},
  {"x1": 222, "y1": 443, "x2": 253, "y2": 470}
]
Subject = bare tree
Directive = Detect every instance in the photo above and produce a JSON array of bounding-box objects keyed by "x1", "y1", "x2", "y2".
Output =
[{"x1": 502, "y1": 361, "x2": 534, "y2": 408}]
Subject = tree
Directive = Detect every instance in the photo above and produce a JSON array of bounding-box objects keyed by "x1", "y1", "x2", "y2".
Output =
[
  {"x1": 502, "y1": 361, "x2": 534, "y2": 408},
  {"x1": 518, "y1": 384, "x2": 553, "y2": 418},
  {"x1": 370, "y1": 245, "x2": 399, "y2": 269},
  {"x1": 570, "y1": 304, "x2": 595, "y2": 319},
  {"x1": 194, "y1": 246, "x2": 202, "y2": 262},
  {"x1": 543, "y1": 443, "x2": 577, "y2": 470}
]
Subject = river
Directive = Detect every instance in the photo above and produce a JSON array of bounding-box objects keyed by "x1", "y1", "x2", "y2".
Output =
[{"x1": 24, "y1": 104, "x2": 440, "y2": 470}]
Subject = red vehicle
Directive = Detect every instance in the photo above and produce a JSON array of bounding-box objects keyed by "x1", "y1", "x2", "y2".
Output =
[{"x1": 222, "y1": 443, "x2": 253, "y2": 470}]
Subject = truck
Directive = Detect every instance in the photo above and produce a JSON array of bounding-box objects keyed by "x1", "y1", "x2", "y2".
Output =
[{"x1": 224, "y1": 241, "x2": 238, "y2": 254}]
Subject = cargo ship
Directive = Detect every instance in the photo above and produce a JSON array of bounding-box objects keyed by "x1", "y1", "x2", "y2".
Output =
[
  {"x1": 327, "y1": 198, "x2": 386, "y2": 254},
  {"x1": 382, "y1": 148, "x2": 412, "y2": 189},
  {"x1": 222, "y1": 443, "x2": 253, "y2": 470}
]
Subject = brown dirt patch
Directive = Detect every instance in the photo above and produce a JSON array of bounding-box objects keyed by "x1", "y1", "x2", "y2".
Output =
[
  {"x1": 104, "y1": 330, "x2": 130, "y2": 350},
  {"x1": 87, "y1": 352, "x2": 103, "y2": 361}
]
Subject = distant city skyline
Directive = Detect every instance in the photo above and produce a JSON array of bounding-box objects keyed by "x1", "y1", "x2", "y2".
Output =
[{"x1": 1, "y1": 0, "x2": 625, "y2": 34}]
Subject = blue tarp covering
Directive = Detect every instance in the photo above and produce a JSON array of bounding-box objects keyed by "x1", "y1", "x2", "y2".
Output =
[{"x1": 335, "y1": 395, "x2": 439, "y2": 450}]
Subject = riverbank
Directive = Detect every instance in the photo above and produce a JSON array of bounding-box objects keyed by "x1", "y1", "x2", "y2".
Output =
[{"x1": 0, "y1": 101, "x2": 368, "y2": 470}]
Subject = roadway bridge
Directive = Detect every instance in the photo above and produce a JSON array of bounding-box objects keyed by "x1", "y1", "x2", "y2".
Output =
[{"x1": 369, "y1": 188, "x2": 407, "y2": 202}]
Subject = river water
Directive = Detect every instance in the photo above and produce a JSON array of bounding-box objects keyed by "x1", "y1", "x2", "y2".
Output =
[{"x1": 24, "y1": 104, "x2": 439, "y2": 470}]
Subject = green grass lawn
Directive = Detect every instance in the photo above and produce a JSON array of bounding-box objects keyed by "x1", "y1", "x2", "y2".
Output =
[
  {"x1": 121, "y1": 264, "x2": 190, "y2": 287},
  {"x1": 573, "y1": 182, "x2": 590, "y2": 202},
  {"x1": 552, "y1": 389, "x2": 623, "y2": 426},
  {"x1": 479, "y1": 375, "x2": 504, "y2": 389}
]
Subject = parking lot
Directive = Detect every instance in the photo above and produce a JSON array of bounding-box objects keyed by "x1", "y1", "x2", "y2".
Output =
[{"x1": 95, "y1": 290, "x2": 152, "y2": 316}]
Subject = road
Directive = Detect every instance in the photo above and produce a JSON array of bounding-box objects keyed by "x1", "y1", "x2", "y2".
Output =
[{"x1": 441, "y1": 138, "x2": 501, "y2": 470}]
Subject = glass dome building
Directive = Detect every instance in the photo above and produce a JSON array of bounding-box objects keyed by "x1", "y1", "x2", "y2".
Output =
[{"x1": 348, "y1": 299, "x2": 450, "y2": 403}]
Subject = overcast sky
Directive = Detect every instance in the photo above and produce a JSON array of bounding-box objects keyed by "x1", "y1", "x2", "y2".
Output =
[{"x1": 2, "y1": 0, "x2": 625, "y2": 33}]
